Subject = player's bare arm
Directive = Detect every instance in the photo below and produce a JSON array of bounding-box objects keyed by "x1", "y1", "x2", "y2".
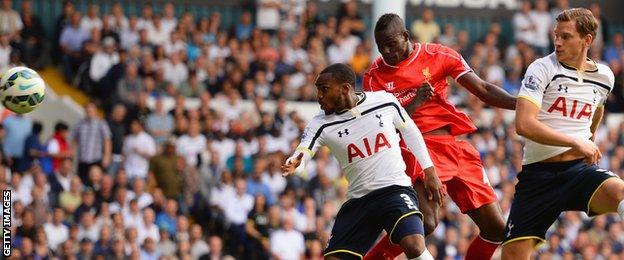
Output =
[
  {"x1": 589, "y1": 106, "x2": 604, "y2": 141},
  {"x1": 457, "y1": 72, "x2": 517, "y2": 110},
  {"x1": 515, "y1": 98, "x2": 601, "y2": 164},
  {"x1": 422, "y1": 166, "x2": 443, "y2": 206}
]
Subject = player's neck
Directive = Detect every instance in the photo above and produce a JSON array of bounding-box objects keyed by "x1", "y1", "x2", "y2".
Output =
[
  {"x1": 562, "y1": 53, "x2": 594, "y2": 72},
  {"x1": 337, "y1": 92, "x2": 360, "y2": 112}
]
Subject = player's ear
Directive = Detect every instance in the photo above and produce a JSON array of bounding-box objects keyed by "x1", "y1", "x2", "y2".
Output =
[
  {"x1": 584, "y1": 34, "x2": 593, "y2": 47},
  {"x1": 402, "y1": 30, "x2": 410, "y2": 42}
]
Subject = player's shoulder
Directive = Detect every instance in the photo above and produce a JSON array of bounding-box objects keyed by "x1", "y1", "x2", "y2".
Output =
[
  {"x1": 526, "y1": 53, "x2": 559, "y2": 76},
  {"x1": 595, "y1": 62, "x2": 615, "y2": 80},
  {"x1": 365, "y1": 57, "x2": 383, "y2": 76},
  {"x1": 422, "y1": 43, "x2": 461, "y2": 59}
]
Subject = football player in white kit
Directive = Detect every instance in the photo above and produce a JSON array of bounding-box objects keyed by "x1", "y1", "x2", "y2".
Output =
[
  {"x1": 281, "y1": 63, "x2": 443, "y2": 260},
  {"x1": 502, "y1": 8, "x2": 624, "y2": 259}
]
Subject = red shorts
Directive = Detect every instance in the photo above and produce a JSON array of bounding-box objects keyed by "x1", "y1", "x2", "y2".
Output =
[{"x1": 401, "y1": 135, "x2": 497, "y2": 213}]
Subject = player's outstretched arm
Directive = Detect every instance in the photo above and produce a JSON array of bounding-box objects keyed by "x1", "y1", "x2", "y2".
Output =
[
  {"x1": 281, "y1": 153, "x2": 304, "y2": 177},
  {"x1": 590, "y1": 106, "x2": 604, "y2": 141},
  {"x1": 516, "y1": 98, "x2": 601, "y2": 164},
  {"x1": 457, "y1": 72, "x2": 517, "y2": 110}
]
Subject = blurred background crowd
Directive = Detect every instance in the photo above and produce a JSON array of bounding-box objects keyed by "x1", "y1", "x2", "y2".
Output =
[{"x1": 1, "y1": 0, "x2": 624, "y2": 259}]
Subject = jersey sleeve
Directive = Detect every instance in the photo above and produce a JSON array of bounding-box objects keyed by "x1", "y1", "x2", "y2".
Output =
[
  {"x1": 387, "y1": 93, "x2": 434, "y2": 170},
  {"x1": 437, "y1": 45, "x2": 472, "y2": 81},
  {"x1": 286, "y1": 116, "x2": 324, "y2": 174},
  {"x1": 598, "y1": 67, "x2": 615, "y2": 107},
  {"x1": 518, "y1": 61, "x2": 549, "y2": 108}
]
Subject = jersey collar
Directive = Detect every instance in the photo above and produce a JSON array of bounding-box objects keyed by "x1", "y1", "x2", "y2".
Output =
[
  {"x1": 336, "y1": 92, "x2": 367, "y2": 115},
  {"x1": 559, "y1": 58, "x2": 599, "y2": 73}
]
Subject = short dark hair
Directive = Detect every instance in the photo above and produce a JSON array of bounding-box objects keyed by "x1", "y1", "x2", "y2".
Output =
[
  {"x1": 374, "y1": 13, "x2": 405, "y2": 33},
  {"x1": 319, "y1": 63, "x2": 356, "y2": 86},
  {"x1": 32, "y1": 122, "x2": 43, "y2": 135},
  {"x1": 54, "y1": 121, "x2": 69, "y2": 132}
]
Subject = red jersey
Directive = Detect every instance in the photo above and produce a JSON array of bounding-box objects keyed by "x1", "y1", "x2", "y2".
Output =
[{"x1": 364, "y1": 43, "x2": 477, "y2": 136}]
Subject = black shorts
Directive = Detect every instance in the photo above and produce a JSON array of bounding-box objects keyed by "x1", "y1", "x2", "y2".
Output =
[
  {"x1": 503, "y1": 159, "x2": 617, "y2": 245},
  {"x1": 324, "y1": 185, "x2": 424, "y2": 259}
]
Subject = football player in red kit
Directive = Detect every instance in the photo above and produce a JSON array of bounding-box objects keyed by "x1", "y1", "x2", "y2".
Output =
[{"x1": 363, "y1": 14, "x2": 517, "y2": 260}]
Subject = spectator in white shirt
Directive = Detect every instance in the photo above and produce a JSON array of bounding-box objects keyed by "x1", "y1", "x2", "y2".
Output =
[
  {"x1": 513, "y1": 1, "x2": 537, "y2": 46},
  {"x1": 127, "y1": 179, "x2": 154, "y2": 209},
  {"x1": 162, "y1": 52, "x2": 188, "y2": 87},
  {"x1": 147, "y1": 15, "x2": 169, "y2": 46},
  {"x1": 175, "y1": 120, "x2": 206, "y2": 168},
  {"x1": 161, "y1": 3, "x2": 177, "y2": 35},
  {"x1": 43, "y1": 208, "x2": 69, "y2": 251},
  {"x1": 190, "y1": 224, "x2": 210, "y2": 259},
  {"x1": 164, "y1": 31, "x2": 187, "y2": 56},
  {"x1": 108, "y1": 3, "x2": 129, "y2": 32},
  {"x1": 136, "y1": 4, "x2": 153, "y2": 30},
  {"x1": 138, "y1": 208, "x2": 160, "y2": 244},
  {"x1": 89, "y1": 37, "x2": 119, "y2": 83},
  {"x1": 531, "y1": 0, "x2": 552, "y2": 55},
  {"x1": 80, "y1": 5, "x2": 102, "y2": 32},
  {"x1": 122, "y1": 119, "x2": 156, "y2": 180},
  {"x1": 120, "y1": 17, "x2": 139, "y2": 51},
  {"x1": 77, "y1": 211, "x2": 100, "y2": 242},
  {"x1": 224, "y1": 178, "x2": 254, "y2": 256},
  {"x1": 123, "y1": 199, "x2": 143, "y2": 228},
  {"x1": 270, "y1": 216, "x2": 305, "y2": 260}
]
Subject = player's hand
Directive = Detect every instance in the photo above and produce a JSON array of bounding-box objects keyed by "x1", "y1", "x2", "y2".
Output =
[
  {"x1": 405, "y1": 83, "x2": 435, "y2": 114},
  {"x1": 423, "y1": 167, "x2": 444, "y2": 206},
  {"x1": 573, "y1": 139, "x2": 602, "y2": 165},
  {"x1": 281, "y1": 153, "x2": 303, "y2": 177}
]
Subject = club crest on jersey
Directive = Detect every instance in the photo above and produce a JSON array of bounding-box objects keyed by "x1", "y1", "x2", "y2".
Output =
[
  {"x1": 422, "y1": 67, "x2": 432, "y2": 82},
  {"x1": 384, "y1": 81, "x2": 395, "y2": 90},
  {"x1": 375, "y1": 114, "x2": 383, "y2": 127},
  {"x1": 523, "y1": 75, "x2": 541, "y2": 91}
]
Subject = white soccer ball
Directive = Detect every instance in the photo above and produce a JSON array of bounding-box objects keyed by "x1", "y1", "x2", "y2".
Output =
[{"x1": 0, "y1": 66, "x2": 46, "y2": 114}]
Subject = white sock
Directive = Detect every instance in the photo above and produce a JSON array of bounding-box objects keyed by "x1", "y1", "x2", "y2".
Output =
[
  {"x1": 409, "y1": 249, "x2": 434, "y2": 260},
  {"x1": 618, "y1": 200, "x2": 624, "y2": 220}
]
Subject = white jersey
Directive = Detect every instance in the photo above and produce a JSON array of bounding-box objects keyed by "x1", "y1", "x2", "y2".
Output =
[
  {"x1": 290, "y1": 92, "x2": 433, "y2": 199},
  {"x1": 518, "y1": 53, "x2": 613, "y2": 164}
]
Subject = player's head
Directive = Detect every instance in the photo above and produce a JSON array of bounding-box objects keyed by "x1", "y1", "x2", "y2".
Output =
[
  {"x1": 315, "y1": 63, "x2": 356, "y2": 115},
  {"x1": 554, "y1": 8, "x2": 597, "y2": 63},
  {"x1": 374, "y1": 13, "x2": 411, "y2": 66}
]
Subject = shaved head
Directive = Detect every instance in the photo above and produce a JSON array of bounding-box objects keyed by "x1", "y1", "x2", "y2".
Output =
[{"x1": 374, "y1": 13, "x2": 413, "y2": 66}]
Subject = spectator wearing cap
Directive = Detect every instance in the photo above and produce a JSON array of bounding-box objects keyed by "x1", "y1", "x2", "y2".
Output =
[
  {"x1": 122, "y1": 119, "x2": 156, "y2": 180},
  {"x1": 47, "y1": 121, "x2": 72, "y2": 173},
  {"x1": 72, "y1": 102, "x2": 112, "y2": 184},
  {"x1": 149, "y1": 138, "x2": 182, "y2": 198}
]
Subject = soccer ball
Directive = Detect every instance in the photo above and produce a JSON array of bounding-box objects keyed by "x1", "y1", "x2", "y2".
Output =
[{"x1": 0, "y1": 66, "x2": 46, "y2": 114}]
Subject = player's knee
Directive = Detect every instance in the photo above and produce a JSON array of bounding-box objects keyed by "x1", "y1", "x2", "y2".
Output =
[
  {"x1": 399, "y1": 235, "x2": 426, "y2": 258},
  {"x1": 423, "y1": 217, "x2": 438, "y2": 236}
]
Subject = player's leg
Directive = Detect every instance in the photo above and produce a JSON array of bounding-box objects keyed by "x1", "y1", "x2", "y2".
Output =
[
  {"x1": 449, "y1": 140, "x2": 504, "y2": 260},
  {"x1": 500, "y1": 239, "x2": 537, "y2": 260},
  {"x1": 323, "y1": 196, "x2": 382, "y2": 260},
  {"x1": 589, "y1": 177, "x2": 624, "y2": 215},
  {"x1": 364, "y1": 181, "x2": 440, "y2": 260},
  {"x1": 501, "y1": 161, "x2": 568, "y2": 260},
  {"x1": 381, "y1": 185, "x2": 434, "y2": 259},
  {"x1": 562, "y1": 164, "x2": 623, "y2": 217}
]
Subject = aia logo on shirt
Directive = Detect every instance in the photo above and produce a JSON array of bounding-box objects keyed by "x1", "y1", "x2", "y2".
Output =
[
  {"x1": 547, "y1": 97, "x2": 593, "y2": 120},
  {"x1": 384, "y1": 81, "x2": 395, "y2": 90},
  {"x1": 346, "y1": 132, "x2": 392, "y2": 163}
]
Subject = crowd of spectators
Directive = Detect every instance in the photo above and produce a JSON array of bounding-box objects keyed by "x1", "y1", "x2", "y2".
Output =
[{"x1": 0, "y1": 0, "x2": 624, "y2": 259}]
